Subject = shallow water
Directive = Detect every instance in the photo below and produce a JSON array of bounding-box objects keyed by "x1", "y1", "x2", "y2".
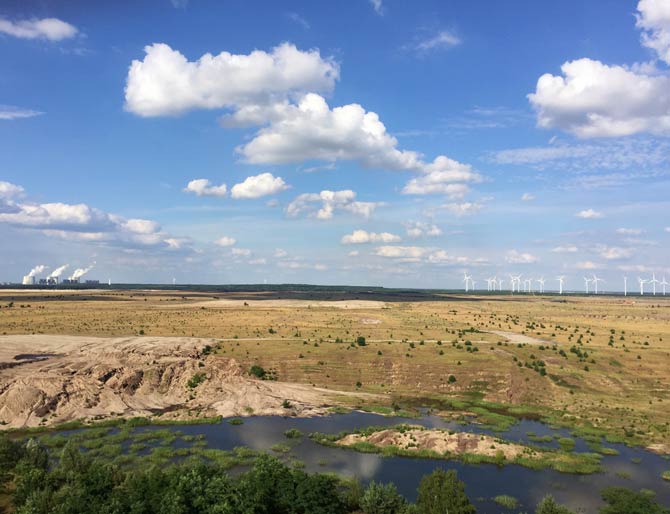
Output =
[{"x1": 132, "y1": 412, "x2": 669, "y2": 513}]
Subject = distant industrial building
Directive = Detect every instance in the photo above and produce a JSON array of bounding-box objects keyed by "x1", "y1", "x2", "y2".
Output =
[
  {"x1": 38, "y1": 277, "x2": 59, "y2": 285},
  {"x1": 22, "y1": 276, "x2": 35, "y2": 285}
]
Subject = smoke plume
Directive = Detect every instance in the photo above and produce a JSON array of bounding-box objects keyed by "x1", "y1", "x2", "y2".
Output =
[
  {"x1": 48, "y1": 264, "x2": 69, "y2": 278},
  {"x1": 27, "y1": 265, "x2": 47, "y2": 277},
  {"x1": 69, "y1": 263, "x2": 95, "y2": 280}
]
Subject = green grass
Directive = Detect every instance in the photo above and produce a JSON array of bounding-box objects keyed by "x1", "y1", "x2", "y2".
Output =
[{"x1": 493, "y1": 495, "x2": 519, "y2": 509}]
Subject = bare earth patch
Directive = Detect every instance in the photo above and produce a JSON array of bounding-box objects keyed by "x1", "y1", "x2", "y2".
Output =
[
  {"x1": 0, "y1": 335, "x2": 368, "y2": 428},
  {"x1": 338, "y1": 427, "x2": 527, "y2": 459},
  {"x1": 172, "y1": 299, "x2": 387, "y2": 310}
]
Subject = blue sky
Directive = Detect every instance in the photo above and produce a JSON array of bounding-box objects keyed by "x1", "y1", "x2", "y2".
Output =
[{"x1": 1, "y1": 0, "x2": 669, "y2": 290}]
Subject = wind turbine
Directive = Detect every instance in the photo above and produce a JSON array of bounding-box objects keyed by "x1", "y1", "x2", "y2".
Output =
[
  {"x1": 463, "y1": 272, "x2": 472, "y2": 292},
  {"x1": 650, "y1": 273, "x2": 659, "y2": 296},
  {"x1": 471, "y1": 279, "x2": 477, "y2": 291},
  {"x1": 537, "y1": 277, "x2": 545, "y2": 294},
  {"x1": 556, "y1": 276, "x2": 565, "y2": 295},
  {"x1": 583, "y1": 277, "x2": 591, "y2": 294},
  {"x1": 623, "y1": 276, "x2": 628, "y2": 297},
  {"x1": 524, "y1": 278, "x2": 532, "y2": 293},
  {"x1": 592, "y1": 274, "x2": 604, "y2": 295},
  {"x1": 491, "y1": 276, "x2": 498, "y2": 292},
  {"x1": 485, "y1": 278, "x2": 492, "y2": 292},
  {"x1": 498, "y1": 278, "x2": 504, "y2": 291},
  {"x1": 510, "y1": 274, "x2": 522, "y2": 293},
  {"x1": 661, "y1": 276, "x2": 668, "y2": 296},
  {"x1": 638, "y1": 277, "x2": 647, "y2": 296}
]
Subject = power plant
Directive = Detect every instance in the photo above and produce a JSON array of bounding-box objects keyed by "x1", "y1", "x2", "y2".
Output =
[{"x1": 19, "y1": 262, "x2": 98, "y2": 287}]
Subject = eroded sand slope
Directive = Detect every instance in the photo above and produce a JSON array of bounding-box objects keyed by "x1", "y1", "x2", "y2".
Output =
[{"x1": 0, "y1": 335, "x2": 342, "y2": 428}]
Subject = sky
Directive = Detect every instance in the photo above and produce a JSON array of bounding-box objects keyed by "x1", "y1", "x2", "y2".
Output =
[{"x1": 1, "y1": 0, "x2": 669, "y2": 291}]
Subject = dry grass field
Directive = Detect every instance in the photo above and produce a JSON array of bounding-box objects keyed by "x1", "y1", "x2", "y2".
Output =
[{"x1": 1, "y1": 289, "x2": 669, "y2": 450}]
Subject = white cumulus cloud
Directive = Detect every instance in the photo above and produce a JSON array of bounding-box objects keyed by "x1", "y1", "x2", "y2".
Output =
[
  {"x1": 341, "y1": 229, "x2": 401, "y2": 244},
  {"x1": 575, "y1": 208, "x2": 603, "y2": 219},
  {"x1": 404, "y1": 221, "x2": 442, "y2": 238},
  {"x1": 551, "y1": 245, "x2": 578, "y2": 253},
  {"x1": 636, "y1": 0, "x2": 670, "y2": 64},
  {"x1": 230, "y1": 172, "x2": 289, "y2": 199},
  {"x1": 183, "y1": 179, "x2": 228, "y2": 197},
  {"x1": 441, "y1": 202, "x2": 483, "y2": 216},
  {"x1": 215, "y1": 236, "x2": 236, "y2": 247},
  {"x1": 125, "y1": 43, "x2": 339, "y2": 117},
  {"x1": 505, "y1": 250, "x2": 538, "y2": 264},
  {"x1": 286, "y1": 189, "x2": 379, "y2": 220},
  {"x1": 529, "y1": 58, "x2": 670, "y2": 138},
  {"x1": 0, "y1": 17, "x2": 78, "y2": 41}
]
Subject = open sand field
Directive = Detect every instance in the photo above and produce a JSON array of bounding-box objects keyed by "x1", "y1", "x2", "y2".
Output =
[{"x1": 0, "y1": 288, "x2": 669, "y2": 451}]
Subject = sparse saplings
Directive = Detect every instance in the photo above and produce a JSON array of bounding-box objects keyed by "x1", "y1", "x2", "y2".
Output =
[
  {"x1": 535, "y1": 495, "x2": 575, "y2": 514},
  {"x1": 360, "y1": 481, "x2": 407, "y2": 514},
  {"x1": 599, "y1": 487, "x2": 668, "y2": 514},
  {"x1": 416, "y1": 469, "x2": 475, "y2": 514}
]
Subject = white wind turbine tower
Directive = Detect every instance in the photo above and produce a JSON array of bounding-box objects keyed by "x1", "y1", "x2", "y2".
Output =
[
  {"x1": 661, "y1": 276, "x2": 668, "y2": 296},
  {"x1": 638, "y1": 277, "x2": 647, "y2": 296},
  {"x1": 537, "y1": 277, "x2": 545, "y2": 294},
  {"x1": 583, "y1": 276, "x2": 591, "y2": 294},
  {"x1": 510, "y1": 274, "x2": 522, "y2": 293},
  {"x1": 623, "y1": 276, "x2": 628, "y2": 297},
  {"x1": 463, "y1": 272, "x2": 472, "y2": 292},
  {"x1": 498, "y1": 277, "x2": 504, "y2": 291},
  {"x1": 486, "y1": 278, "x2": 492, "y2": 292},
  {"x1": 492, "y1": 276, "x2": 498, "y2": 292},
  {"x1": 471, "y1": 279, "x2": 477, "y2": 291},
  {"x1": 557, "y1": 276, "x2": 565, "y2": 295},
  {"x1": 650, "y1": 273, "x2": 659, "y2": 296},
  {"x1": 525, "y1": 278, "x2": 533, "y2": 293},
  {"x1": 592, "y1": 274, "x2": 604, "y2": 295}
]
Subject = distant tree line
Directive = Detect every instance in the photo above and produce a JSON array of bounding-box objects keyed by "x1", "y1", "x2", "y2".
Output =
[{"x1": 0, "y1": 435, "x2": 667, "y2": 514}]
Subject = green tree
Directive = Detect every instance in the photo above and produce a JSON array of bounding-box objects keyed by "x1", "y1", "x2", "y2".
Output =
[
  {"x1": 360, "y1": 481, "x2": 407, "y2": 514},
  {"x1": 536, "y1": 495, "x2": 575, "y2": 514},
  {"x1": 600, "y1": 487, "x2": 669, "y2": 514},
  {"x1": 416, "y1": 469, "x2": 475, "y2": 514}
]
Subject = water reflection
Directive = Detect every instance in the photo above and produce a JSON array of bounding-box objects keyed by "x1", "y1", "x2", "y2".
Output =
[{"x1": 140, "y1": 412, "x2": 669, "y2": 514}]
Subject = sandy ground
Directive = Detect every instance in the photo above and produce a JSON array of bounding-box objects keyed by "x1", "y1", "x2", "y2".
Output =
[
  {"x1": 0, "y1": 335, "x2": 369, "y2": 429},
  {"x1": 171, "y1": 299, "x2": 388, "y2": 309},
  {"x1": 338, "y1": 427, "x2": 528, "y2": 459},
  {"x1": 488, "y1": 330, "x2": 553, "y2": 346}
]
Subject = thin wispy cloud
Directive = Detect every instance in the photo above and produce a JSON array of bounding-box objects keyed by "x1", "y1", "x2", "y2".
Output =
[
  {"x1": 408, "y1": 30, "x2": 461, "y2": 54},
  {"x1": 0, "y1": 17, "x2": 78, "y2": 41},
  {"x1": 0, "y1": 105, "x2": 44, "y2": 120},
  {"x1": 286, "y1": 12, "x2": 310, "y2": 29},
  {"x1": 369, "y1": 0, "x2": 383, "y2": 16}
]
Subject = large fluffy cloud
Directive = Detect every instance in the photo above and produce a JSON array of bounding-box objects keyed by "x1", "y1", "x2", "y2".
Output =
[
  {"x1": 183, "y1": 179, "x2": 228, "y2": 197},
  {"x1": 528, "y1": 58, "x2": 670, "y2": 138},
  {"x1": 637, "y1": 0, "x2": 670, "y2": 64},
  {"x1": 0, "y1": 17, "x2": 78, "y2": 41},
  {"x1": 125, "y1": 43, "x2": 339, "y2": 117},
  {"x1": 341, "y1": 230, "x2": 401, "y2": 244},
  {"x1": 237, "y1": 94, "x2": 479, "y2": 182},
  {"x1": 286, "y1": 189, "x2": 379, "y2": 220},
  {"x1": 529, "y1": 2, "x2": 670, "y2": 138},
  {"x1": 0, "y1": 181, "x2": 186, "y2": 250},
  {"x1": 230, "y1": 172, "x2": 289, "y2": 199}
]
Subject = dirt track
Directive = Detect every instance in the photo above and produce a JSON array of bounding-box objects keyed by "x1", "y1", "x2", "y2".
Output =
[{"x1": 0, "y1": 335, "x2": 362, "y2": 429}]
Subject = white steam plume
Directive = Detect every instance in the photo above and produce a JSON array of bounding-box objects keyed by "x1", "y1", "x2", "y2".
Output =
[
  {"x1": 69, "y1": 262, "x2": 95, "y2": 280},
  {"x1": 27, "y1": 265, "x2": 48, "y2": 277},
  {"x1": 48, "y1": 264, "x2": 69, "y2": 278}
]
